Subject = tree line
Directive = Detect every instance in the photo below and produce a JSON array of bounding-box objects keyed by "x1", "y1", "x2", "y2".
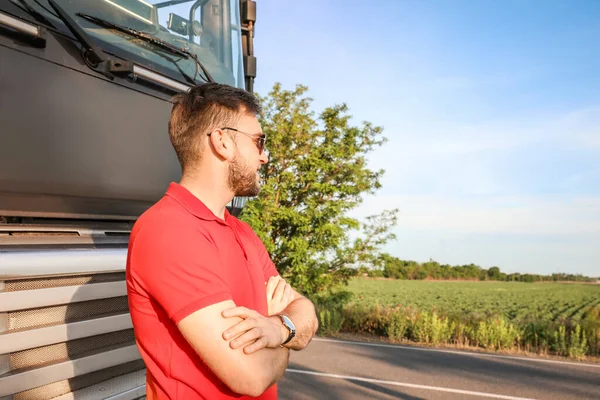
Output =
[{"x1": 360, "y1": 255, "x2": 598, "y2": 283}]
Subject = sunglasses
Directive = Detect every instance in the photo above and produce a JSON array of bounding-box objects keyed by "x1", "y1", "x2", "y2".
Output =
[{"x1": 207, "y1": 127, "x2": 266, "y2": 154}]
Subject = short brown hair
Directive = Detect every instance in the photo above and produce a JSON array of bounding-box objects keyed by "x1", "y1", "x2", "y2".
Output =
[{"x1": 168, "y1": 83, "x2": 262, "y2": 172}]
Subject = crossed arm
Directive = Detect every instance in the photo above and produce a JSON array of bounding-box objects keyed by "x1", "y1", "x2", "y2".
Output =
[
  {"x1": 177, "y1": 276, "x2": 318, "y2": 397},
  {"x1": 223, "y1": 275, "x2": 319, "y2": 352}
]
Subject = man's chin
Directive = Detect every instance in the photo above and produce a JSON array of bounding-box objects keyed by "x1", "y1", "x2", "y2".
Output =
[
  {"x1": 232, "y1": 172, "x2": 262, "y2": 197},
  {"x1": 235, "y1": 185, "x2": 261, "y2": 198}
]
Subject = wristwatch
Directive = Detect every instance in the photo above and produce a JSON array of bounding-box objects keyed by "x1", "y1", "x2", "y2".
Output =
[{"x1": 277, "y1": 314, "x2": 296, "y2": 346}]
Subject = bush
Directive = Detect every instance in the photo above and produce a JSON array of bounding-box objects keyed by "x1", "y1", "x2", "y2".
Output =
[
  {"x1": 520, "y1": 319, "x2": 552, "y2": 354},
  {"x1": 581, "y1": 306, "x2": 600, "y2": 356},
  {"x1": 582, "y1": 323, "x2": 600, "y2": 357},
  {"x1": 411, "y1": 311, "x2": 454, "y2": 345},
  {"x1": 568, "y1": 324, "x2": 588, "y2": 360},
  {"x1": 453, "y1": 321, "x2": 470, "y2": 346},
  {"x1": 552, "y1": 325, "x2": 568, "y2": 356},
  {"x1": 310, "y1": 289, "x2": 353, "y2": 312},
  {"x1": 387, "y1": 309, "x2": 410, "y2": 342},
  {"x1": 310, "y1": 289, "x2": 352, "y2": 336},
  {"x1": 450, "y1": 312, "x2": 485, "y2": 347},
  {"x1": 343, "y1": 303, "x2": 391, "y2": 336},
  {"x1": 472, "y1": 317, "x2": 518, "y2": 350},
  {"x1": 314, "y1": 299, "x2": 599, "y2": 360},
  {"x1": 318, "y1": 309, "x2": 345, "y2": 336}
]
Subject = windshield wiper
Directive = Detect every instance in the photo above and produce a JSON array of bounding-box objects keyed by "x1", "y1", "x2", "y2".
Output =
[
  {"x1": 76, "y1": 13, "x2": 215, "y2": 84},
  {"x1": 11, "y1": 0, "x2": 56, "y2": 28},
  {"x1": 11, "y1": 0, "x2": 120, "y2": 78},
  {"x1": 45, "y1": 0, "x2": 107, "y2": 68},
  {"x1": 76, "y1": 13, "x2": 197, "y2": 85}
]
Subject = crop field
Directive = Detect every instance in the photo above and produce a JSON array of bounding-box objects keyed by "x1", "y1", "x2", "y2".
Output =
[
  {"x1": 314, "y1": 278, "x2": 600, "y2": 358},
  {"x1": 346, "y1": 279, "x2": 600, "y2": 323}
]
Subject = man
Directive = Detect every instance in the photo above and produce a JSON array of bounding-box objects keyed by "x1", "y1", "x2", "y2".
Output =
[{"x1": 126, "y1": 82, "x2": 319, "y2": 399}]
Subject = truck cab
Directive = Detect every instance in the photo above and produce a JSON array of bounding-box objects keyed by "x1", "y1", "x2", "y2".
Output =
[{"x1": 0, "y1": 1, "x2": 257, "y2": 398}]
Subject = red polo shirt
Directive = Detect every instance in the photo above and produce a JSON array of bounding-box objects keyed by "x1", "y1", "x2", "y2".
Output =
[{"x1": 126, "y1": 182, "x2": 279, "y2": 399}]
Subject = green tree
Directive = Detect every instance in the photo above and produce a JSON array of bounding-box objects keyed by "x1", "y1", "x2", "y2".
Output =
[
  {"x1": 382, "y1": 254, "x2": 405, "y2": 279},
  {"x1": 487, "y1": 266, "x2": 501, "y2": 280},
  {"x1": 241, "y1": 83, "x2": 397, "y2": 296}
]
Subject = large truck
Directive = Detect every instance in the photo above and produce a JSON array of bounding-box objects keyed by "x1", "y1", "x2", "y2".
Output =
[{"x1": 0, "y1": 1, "x2": 257, "y2": 398}]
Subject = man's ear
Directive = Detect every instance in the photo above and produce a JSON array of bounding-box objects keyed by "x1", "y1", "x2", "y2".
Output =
[{"x1": 208, "y1": 129, "x2": 236, "y2": 160}]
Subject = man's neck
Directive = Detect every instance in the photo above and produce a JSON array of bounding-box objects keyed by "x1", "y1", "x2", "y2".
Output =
[{"x1": 179, "y1": 172, "x2": 233, "y2": 220}]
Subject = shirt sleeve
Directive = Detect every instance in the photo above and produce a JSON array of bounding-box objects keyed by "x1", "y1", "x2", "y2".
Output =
[{"x1": 129, "y1": 224, "x2": 232, "y2": 325}]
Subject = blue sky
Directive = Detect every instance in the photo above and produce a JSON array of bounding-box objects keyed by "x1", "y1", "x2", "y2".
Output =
[{"x1": 252, "y1": 0, "x2": 600, "y2": 276}]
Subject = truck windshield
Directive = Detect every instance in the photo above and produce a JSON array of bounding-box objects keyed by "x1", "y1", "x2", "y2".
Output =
[{"x1": 33, "y1": 0, "x2": 245, "y2": 88}]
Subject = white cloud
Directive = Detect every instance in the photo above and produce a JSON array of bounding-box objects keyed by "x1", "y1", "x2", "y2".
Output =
[
  {"x1": 349, "y1": 194, "x2": 600, "y2": 275},
  {"x1": 397, "y1": 105, "x2": 597, "y2": 156},
  {"x1": 360, "y1": 103, "x2": 600, "y2": 199},
  {"x1": 353, "y1": 194, "x2": 600, "y2": 237},
  {"x1": 559, "y1": 106, "x2": 600, "y2": 149}
]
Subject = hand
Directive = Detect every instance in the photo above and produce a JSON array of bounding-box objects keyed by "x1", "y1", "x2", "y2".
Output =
[
  {"x1": 222, "y1": 307, "x2": 287, "y2": 354},
  {"x1": 266, "y1": 275, "x2": 294, "y2": 316}
]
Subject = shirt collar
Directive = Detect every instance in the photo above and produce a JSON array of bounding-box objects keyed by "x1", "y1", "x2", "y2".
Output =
[{"x1": 165, "y1": 182, "x2": 232, "y2": 223}]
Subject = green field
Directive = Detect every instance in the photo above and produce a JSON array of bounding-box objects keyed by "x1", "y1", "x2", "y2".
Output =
[
  {"x1": 346, "y1": 279, "x2": 600, "y2": 324},
  {"x1": 315, "y1": 278, "x2": 600, "y2": 359}
]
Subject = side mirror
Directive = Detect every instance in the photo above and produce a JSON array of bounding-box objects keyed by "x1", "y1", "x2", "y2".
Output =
[
  {"x1": 167, "y1": 13, "x2": 190, "y2": 36},
  {"x1": 226, "y1": 196, "x2": 248, "y2": 217}
]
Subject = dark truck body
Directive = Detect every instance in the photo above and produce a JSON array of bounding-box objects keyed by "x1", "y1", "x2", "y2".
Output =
[
  {"x1": 0, "y1": 1, "x2": 257, "y2": 398},
  {"x1": 0, "y1": 30, "x2": 177, "y2": 220}
]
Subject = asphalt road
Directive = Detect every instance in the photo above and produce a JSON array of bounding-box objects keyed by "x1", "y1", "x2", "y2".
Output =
[{"x1": 278, "y1": 337, "x2": 600, "y2": 400}]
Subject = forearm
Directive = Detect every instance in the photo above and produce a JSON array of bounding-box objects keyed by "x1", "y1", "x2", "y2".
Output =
[
  {"x1": 275, "y1": 296, "x2": 318, "y2": 350},
  {"x1": 231, "y1": 339, "x2": 289, "y2": 396},
  {"x1": 256, "y1": 346, "x2": 290, "y2": 390},
  {"x1": 179, "y1": 302, "x2": 290, "y2": 397}
]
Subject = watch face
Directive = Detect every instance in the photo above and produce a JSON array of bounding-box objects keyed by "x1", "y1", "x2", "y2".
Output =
[
  {"x1": 280, "y1": 315, "x2": 296, "y2": 345},
  {"x1": 281, "y1": 315, "x2": 296, "y2": 332}
]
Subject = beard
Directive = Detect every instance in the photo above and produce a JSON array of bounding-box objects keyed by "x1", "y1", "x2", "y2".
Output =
[{"x1": 227, "y1": 151, "x2": 261, "y2": 197}]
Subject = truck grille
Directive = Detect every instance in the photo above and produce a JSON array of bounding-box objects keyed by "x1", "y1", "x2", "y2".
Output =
[
  {"x1": 0, "y1": 248, "x2": 145, "y2": 400},
  {"x1": 8, "y1": 296, "x2": 130, "y2": 331},
  {"x1": 4, "y1": 273, "x2": 126, "y2": 292},
  {"x1": 14, "y1": 361, "x2": 145, "y2": 400},
  {"x1": 11, "y1": 328, "x2": 135, "y2": 370}
]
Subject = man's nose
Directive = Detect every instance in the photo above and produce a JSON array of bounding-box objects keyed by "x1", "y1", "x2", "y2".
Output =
[{"x1": 260, "y1": 148, "x2": 269, "y2": 164}]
